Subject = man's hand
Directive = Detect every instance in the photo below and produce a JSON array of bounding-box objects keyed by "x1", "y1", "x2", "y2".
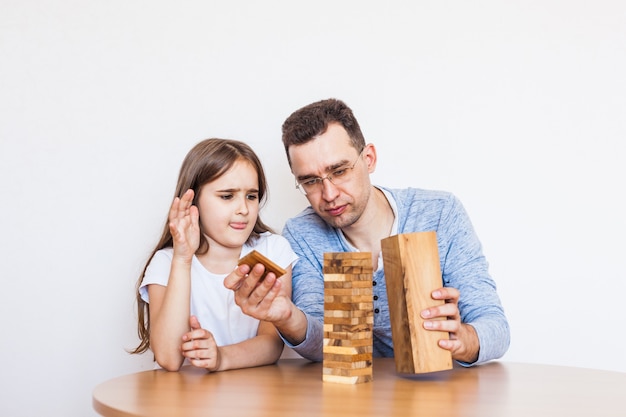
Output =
[
  {"x1": 224, "y1": 264, "x2": 307, "y2": 345},
  {"x1": 224, "y1": 263, "x2": 292, "y2": 323},
  {"x1": 420, "y1": 287, "x2": 480, "y2": 363}
]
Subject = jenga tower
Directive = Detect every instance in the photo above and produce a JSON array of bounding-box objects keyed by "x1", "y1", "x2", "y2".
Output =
[
  {"x1": 381, "y1": 231, "x2": 453, "y2": 374},
  {"x1": 323, "y1": 252, "x2": 374, "y2": 384}
]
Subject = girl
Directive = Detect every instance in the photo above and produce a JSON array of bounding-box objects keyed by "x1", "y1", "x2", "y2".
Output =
[{"x1": 131, "y1": 138, "x2": 297, "y2": 372}]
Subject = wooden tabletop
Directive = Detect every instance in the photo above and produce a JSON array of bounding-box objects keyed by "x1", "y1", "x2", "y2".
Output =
[{"x1": 93, "y1": 358, "x2": 626, "y2": 417}]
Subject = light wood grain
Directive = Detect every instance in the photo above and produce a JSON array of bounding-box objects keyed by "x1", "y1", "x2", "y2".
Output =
[
  {"x1": 93, "y1": 359, "x2": 626, "y2": 417},
  {"x1": 323, "y1": 252, "x2": 373, "y2": 384},
  {"x1": 237, "y1": 250, "x2": 286, "y2": 280},
  {"x1": 381, "y1": 232, "x2": 452, "y2": 374}
]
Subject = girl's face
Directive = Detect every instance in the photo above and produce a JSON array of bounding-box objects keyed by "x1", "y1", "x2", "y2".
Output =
[{"x1": 196, "y1": 159, "x2": 260, "y2": 251}]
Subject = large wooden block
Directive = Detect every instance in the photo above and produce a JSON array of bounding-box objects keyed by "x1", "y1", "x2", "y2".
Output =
[
  {"x1": 323, "y1": 252, "x2": 373, "y2": 384},
  {"x1": 381, "y1": 232, "x2": 453, "y2": 374}
]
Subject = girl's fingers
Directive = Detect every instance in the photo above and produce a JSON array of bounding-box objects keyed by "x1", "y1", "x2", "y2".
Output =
[
  {"x1": 168, "y1": 189, "x2": 195, "y2": 221},
  {"x1": 177, "y1": 195, "x2": 191, "y2": 218},
  {"x1": 180, "y1": 189, "x2": 195, "y2": 207},
  {"x1": 168, "y1": 197, "x2": 181, "y2": 222},
  {"x1": 189, "y1": 205, "x2": 200, "y2": 228}
]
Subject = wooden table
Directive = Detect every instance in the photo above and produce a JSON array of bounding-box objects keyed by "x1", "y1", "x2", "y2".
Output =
[{"x1": 93, "y1": 358, "x2": 626, "y2": 417}]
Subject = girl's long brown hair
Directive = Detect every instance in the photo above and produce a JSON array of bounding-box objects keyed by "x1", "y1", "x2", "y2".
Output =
[{"x1": 130, "y1": 138, "x2": 273, "y2": 354}]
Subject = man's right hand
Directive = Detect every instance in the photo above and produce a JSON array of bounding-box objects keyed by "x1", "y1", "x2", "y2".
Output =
[
  {"x1": 224, "y1": 263, "x2": 290, "y2": 322},
  {"x1": 224, "y1": 263, "x2": 307, "y2": 345}
]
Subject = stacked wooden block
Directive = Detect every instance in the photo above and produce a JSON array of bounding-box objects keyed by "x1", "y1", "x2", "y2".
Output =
[{"x1": 323, "y1": 252, "x2": 374, "y2": 384}]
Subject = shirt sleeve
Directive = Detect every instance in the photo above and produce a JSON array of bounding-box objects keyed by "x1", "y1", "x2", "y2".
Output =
[
  {"x1": 437, "y1": 194, "x2": 510, "y2": 365},
  {"x1": 138, "y1": 249, "x2": 173, "y2": 304},
  {"x1": 280, "y1": 219, "x2": 326, "y2": 362},
  {"x1": 265, "y1": 234, "x2": 299, "y2": 270}
]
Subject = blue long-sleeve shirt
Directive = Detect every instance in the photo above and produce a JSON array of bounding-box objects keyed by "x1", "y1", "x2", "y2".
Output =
[{"x1": 282, "y1": 186, "x2": 510, "y2": 365}]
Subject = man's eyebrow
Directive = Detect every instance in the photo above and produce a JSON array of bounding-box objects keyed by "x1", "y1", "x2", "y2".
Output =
[
  {"x1": 328, "y1": 159, "x2": 351, "y2": 171},
  {"x1": 296, "y1": 159, "x2": 351, "y2": 180}
]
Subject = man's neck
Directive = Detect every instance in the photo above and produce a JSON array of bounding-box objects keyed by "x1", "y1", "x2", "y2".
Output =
[{"x1": 342, "y1": 187, "x2": 394, "y2": 254}]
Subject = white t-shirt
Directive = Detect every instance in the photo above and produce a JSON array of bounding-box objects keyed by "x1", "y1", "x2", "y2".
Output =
[{"x1": 139, "y1": 232, "x2": 298, "y2": 346}]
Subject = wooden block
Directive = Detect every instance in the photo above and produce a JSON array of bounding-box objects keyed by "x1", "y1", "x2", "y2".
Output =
[
  {"x1": 324, "y1": 280, "x2": 372, "y2": 289},
  {"x1": 237, "y1": 250, "x2": 286, "y2": 280},
  {"x1": 331, "y1": 312, "x2": 366, "y2": 322},
  {"x1": 325, "y1": 294, "x2": 374, "y2": 303},
  {"x1": 322, "y1": 359, "x2": 372, "y2": 369},
  {"x1": 323, "y1": 301, "x2": 373, "y2": 311},
  {"x1": 322, "y1": 374, "x2": 373, "y2": 384},
  {"x1": 381, "y1": 232, "x2": 453, "y2": 374},
  {"x1": 323, "y1": 345, "x2": 372, "y2": 355},
  {"x1": 324, "y1": 287, "x2": 373, "y2": 296},
  {"x1": 323, "y1": 337, "x2": 373, "y2": 348},
  {"x1": 323, "y1": 252, "x2": 373, "y2": 384}
]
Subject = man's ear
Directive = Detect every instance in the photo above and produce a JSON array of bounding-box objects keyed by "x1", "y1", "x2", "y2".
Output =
[{"x1": 363, "y1": 143, "x2": 377, "y2": 173}]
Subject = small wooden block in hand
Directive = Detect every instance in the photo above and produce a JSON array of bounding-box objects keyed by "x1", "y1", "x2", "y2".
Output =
[{"x1": 237, "y1": 250, "x2": 286, "y2": 281}]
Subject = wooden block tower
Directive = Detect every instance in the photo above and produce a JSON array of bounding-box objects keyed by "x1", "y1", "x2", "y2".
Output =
[
  {"x1": 381, "y1": 232, "x2": 453, "y2": 374},
  {"x1": 323, "y1": 252, "x2": 374, "y2": 384}
]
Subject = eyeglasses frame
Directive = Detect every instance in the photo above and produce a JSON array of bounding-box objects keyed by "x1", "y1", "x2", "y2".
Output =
[{"x1": 294, "y1": 148, "x2": 365, "y2": 196}]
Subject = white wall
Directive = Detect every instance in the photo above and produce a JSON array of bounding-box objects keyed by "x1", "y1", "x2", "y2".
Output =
[{"x1": 1, "y1": 1, "x2": 624, "y2": 416}]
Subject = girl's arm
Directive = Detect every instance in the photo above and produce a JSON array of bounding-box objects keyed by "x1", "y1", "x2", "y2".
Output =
[
  {"x1": 149, "y1": 190, "x2": 200, "y2": 371},
  {"x1": 215, "y1": 266, "x2": 293, "y2": 369},
  {"x1": 146, "y1": 266, "x2": 192, "y2": 371},
  {"x1": 179, "y1": 319, "x2": 283, "y2": 371},
  {"x1": 215, "y1": 264, "x2": 292, "y2": 370},
  {"x1": 211, "y1": 321, "x2": 284, "y2": 371},
  {"x1": 181, "y1": 266, "x2": 294, "y2": 371}
]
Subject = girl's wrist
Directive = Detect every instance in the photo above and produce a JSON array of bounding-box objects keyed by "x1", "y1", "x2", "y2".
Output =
[{"x1": 171, "y1": 255, "x2": 194, "y2": 267}]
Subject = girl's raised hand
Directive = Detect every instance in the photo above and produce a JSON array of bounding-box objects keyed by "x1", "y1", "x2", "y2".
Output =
[{"x1": 168, "y1": 189, "x2": 200, "y2": 262}]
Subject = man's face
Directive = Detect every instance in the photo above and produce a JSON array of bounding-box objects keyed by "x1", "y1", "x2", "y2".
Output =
[{"x1": 288, "y1": 123, "x2": 372, "y2": 229}]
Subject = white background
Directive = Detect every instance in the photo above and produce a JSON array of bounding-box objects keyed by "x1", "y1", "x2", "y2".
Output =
[{"x1": 1, "y1": 1, "x2": 624, "y2": 416}]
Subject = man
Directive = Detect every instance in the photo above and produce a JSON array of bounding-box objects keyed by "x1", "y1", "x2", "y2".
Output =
[{"x1": 225, "y1": 98, "x2": 509, "y2": 365}]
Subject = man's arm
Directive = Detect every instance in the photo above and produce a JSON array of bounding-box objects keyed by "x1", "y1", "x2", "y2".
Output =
[
  {"x1": 223, "y1": 263, "x2": 308, "y2": 345},
  {"x1": 432, "y1": 194, "x2": 510, "y2": 365},
  {"x1": 279, "y1": 219, "x2": 329, "y2": 361}
]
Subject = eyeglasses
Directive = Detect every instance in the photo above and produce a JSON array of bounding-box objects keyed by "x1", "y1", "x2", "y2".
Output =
[{"x1": 295, "y1": 150, "x2": 364, "y2": 196}]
